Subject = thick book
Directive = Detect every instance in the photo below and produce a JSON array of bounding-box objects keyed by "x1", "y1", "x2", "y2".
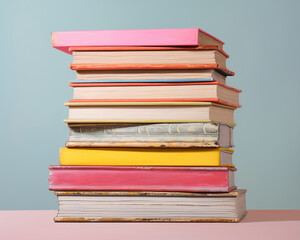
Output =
[
  {"x1": 54, "y1": 190, "x2": 247, "y2": 222},
  {"x1": 71, "y1": 47, "x2": 228, "y2": 69},
  {"x1": 74, "y1": 69, "x2": 227, "y2": 84},
  {"x1": 51, "y1": 28, "x2": 224, "y2": 54},
  {"x1": 66, "y1": 122, "x2": 234, "y2": 148},
  {"x1": 64, "y1": 102, "x2": 236, "y2": 125},
  {"x1": 70, "y1": 82, "x2": 241, "y2": 108},
  {"x1": 48, "y1": 166, "x2": 236, "y2": 192},
  {"x1": 59, "y1": 147, "x2": 234, "y2": 167}
]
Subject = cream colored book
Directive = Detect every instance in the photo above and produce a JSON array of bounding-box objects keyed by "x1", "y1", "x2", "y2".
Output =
[
  {"x1": 64, "y1": 102, "x2": 236, "y2": 125},
  {"x1": 72, "y1": 83, "x2": 240, "y2": 107},
  {"x1": 72, "y1": 49, "x2": 227, "y2": 68}
]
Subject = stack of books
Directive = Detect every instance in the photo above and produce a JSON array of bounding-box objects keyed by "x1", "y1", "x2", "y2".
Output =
[{"x1": 49, "y1": 28, "x2": 247, "y2": 222}]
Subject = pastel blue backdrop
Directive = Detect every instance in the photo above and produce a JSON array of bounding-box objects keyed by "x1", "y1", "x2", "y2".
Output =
[{"x1": 0, "y1": 0, "x2": 299, "y2": 210}]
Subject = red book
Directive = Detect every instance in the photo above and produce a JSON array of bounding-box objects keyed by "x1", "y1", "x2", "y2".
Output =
[{"x1": 48, "y1": 166, "x2": 236, "y2": 192}]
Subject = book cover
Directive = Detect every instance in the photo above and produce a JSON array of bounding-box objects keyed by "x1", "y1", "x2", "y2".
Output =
[
  {"x1": 48, "y1": 166, "x2": 236, "y2": 192},
  {"x1": 59, "y1": 147, "x2": 234, "y2": 167},
  {"x1": 51, "y1": 28, "x2": 224, "y2": 54}
]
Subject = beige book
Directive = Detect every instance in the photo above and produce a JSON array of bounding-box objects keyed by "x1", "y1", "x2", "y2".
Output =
[
  {"x1": 72, "y1": 50, "x2": 227, "y2": 68},
  {"x1": 72, "y1": 84, "x2": 240, "y2": 107},
  {"x1": 64, "y1": 102, "x2": 235, "y2": 125}
]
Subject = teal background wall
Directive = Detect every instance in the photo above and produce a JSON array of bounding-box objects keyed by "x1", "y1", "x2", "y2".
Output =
[{"x1": 0, "y1": 0, "x2": 299, "y2": 210}]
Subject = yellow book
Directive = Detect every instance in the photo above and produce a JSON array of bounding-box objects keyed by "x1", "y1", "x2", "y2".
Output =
[{"x1": 59, "y1": 147, "x2": 234, "y2": 167}]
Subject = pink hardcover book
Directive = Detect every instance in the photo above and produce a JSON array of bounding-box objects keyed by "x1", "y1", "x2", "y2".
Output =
[
  {"x1": 48, "y1": 166, "x2": 236, "y2": 192},
  {"x1": 51, "y1": 28, "x2": 224, "y2": 54}
]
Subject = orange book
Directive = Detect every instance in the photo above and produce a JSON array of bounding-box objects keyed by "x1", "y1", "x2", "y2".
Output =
[{"x1": 70, "y1": 63, "x2": 234, "y2": 76}]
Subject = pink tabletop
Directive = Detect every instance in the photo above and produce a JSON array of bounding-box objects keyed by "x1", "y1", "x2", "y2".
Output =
[{"x1": 0, "y1": 210, "x2": 299, "y2": 240}]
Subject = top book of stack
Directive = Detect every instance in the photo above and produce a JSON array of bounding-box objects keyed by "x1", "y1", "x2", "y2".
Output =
[{"x1": 51, "y1": 28, "x2": 224, "y2": 54}]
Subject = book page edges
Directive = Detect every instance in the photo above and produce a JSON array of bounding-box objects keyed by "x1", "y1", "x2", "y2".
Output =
[{"x1": 198, "y1": 28, "x2": 224, "y2": 45}]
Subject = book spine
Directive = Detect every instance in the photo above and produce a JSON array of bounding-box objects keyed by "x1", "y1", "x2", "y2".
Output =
[
  {"x1": 49, "y1": 166, "x2": 235, "y2": 192},
  {"x1": 68, "y1": 123, "x2": 220, "y2": 143}
]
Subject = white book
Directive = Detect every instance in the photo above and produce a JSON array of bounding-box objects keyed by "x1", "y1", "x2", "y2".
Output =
[{"x1": 54, "y1": 190, "x2": 247, "y2": 222}]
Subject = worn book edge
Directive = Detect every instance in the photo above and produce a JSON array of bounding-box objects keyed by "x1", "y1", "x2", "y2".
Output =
[
  {"x1": 54, "y1": 189, "x2": 246, "y2": 197},
  {"x1": 65, "y1": 142, "x2": 223, "y2": 148},
  {"x1": 64, "y1": 119, "x2": 236, "y2": 126},
  {"x1": 54, "y1": 212, "x2": 247, "y2": 223}
]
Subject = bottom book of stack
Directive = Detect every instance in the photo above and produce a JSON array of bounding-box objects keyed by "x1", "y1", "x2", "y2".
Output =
[{"x1": 54, "y1": 190, "x2": 247, "y2": 222}]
